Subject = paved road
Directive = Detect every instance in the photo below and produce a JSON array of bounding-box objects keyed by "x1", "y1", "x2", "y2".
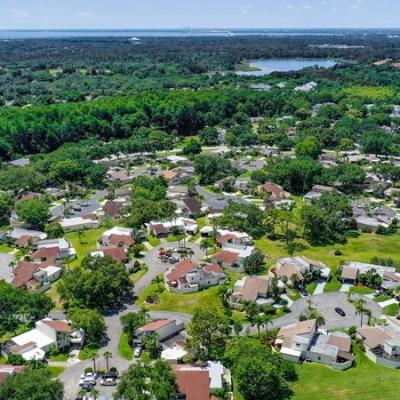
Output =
[
  {"x1": 51, "y1": 189, "x2": 108, "y2": 219},
  {"x1": 0, "y1": 252, "x2": 15, "y2": 283}
]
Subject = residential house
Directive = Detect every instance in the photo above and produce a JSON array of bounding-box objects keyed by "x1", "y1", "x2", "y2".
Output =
[
  {"x1": 136, "y1": 319, "x2": 185, "y2": 342},
  {"x1": 11, "y1": 261, "x2": 62, "y2": 292},
  {"x1": 174, "y1": 362, "x2": 232, "y2": 400},
  {"x1": 4, "y1": 318, "x2": 84, "y2": 361},
  {"x1": 107, "y1": 167, "x2": 134, "y2": 184},
  {"x1": 181, "y1": 197, "x2": 204, "y2": 218},
  {"x1": 90, "y1": 247, "x2": 129, "y2": 264},
  {"x1": 304, "y1": 185, "x2": 335, "y2": 204},
  {"x1": 230, "y1": 276, "x2": 273, "y2": 308},
  {"x1": 8, "y1": 228, "x2": 47, "y2": 247},
  {"x1": 165, "y1": 259, "x2": 227, "y2": 294},
  {"x1": 257, "y1": 182, "x2": 288, "y2": 203},
  {"x1": 60, "y1": 216, "x2": 100, "y2": 232},
  {"x1": 210, "y1": 244, "x2": 255, "y2": 273},
  {"x1": 275, "y1": 319, "x2": 353, "y2": 370},
  {"x1": 163, "y1": 167, "x2": 194, "y2": 185},
  {"x1": 103, "y1": 200, "x2": 125, "y2": 219},
  {"x1": 356, "y1": 321, "x2": 400, "y2": 368},
  {"x1": 276, "y1": 256, "x2": 331, "y2": 281},
  {"x1": 32, "y1": 238, "x2": 76, "y2": 265},
  {"x1": 216, "y1": 230, "x2": 253, "y2": 247},
  {"x1": 340, "y1": 262, "x2": 399, "y2": 286},
  {"x1": 0, "y1": 365, "x2": 25, "y2": 385},
  {"x1": 147, "y1": 218, "x2": 198, "y2": 238},
  {"x1": 101, "y1": 227, "x2": 133, "y2": 247}
]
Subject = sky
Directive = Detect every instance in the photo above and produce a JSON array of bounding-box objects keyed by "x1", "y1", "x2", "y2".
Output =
[{"x1": 1, "y1": 0, "x2": 400, "y2": 30}]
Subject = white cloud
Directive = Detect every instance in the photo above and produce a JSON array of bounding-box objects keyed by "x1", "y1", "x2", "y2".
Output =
[
  {"x1": 9, "y1": 8, "x2": 29, "y2": 18},
  {"x1": 241, "y1": 6, "x2": 252, "y2": 15},
  {"x1": 302, "y1": 4, "x2": 312, "y2": 10},
  {"x1": 76, "y1": 11, "x2": 96, "y2": 19},
  {"x1": 350, "y1": 0, "x2": 364, "y2": 10}
]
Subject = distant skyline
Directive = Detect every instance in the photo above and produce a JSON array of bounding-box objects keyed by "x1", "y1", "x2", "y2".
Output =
[{"x1": 1, "y1": 0, "x2": 400, "y2": 30}]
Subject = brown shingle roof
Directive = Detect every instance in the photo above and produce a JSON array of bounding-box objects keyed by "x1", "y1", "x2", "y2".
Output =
[
  {"x1": 108, "y1": 234, "x2": 134, "y2": 247},
  {"x1": 211, "y1": 250, "x2": 239, "y2": 264},
  {"x1": 183, "y1": 197, "x2": 202, "y2": 215},
  {"x1": 328, "y1": 334, "x2": 352, "y2": 353},
  {"x1": 357, "y1": 326, "x2": 391, "y2": 349},
  {"x1": 276, "y1": 263, "x2": 303, "y2": 280},
  {"x1": 153, "y1": 224, "x2": 166, "y2": 235},
  {"x1": 31, "y1": 247, "x2": 60, "y2": 259},
  {"x1": 142, "y1": 319, "x2": 172, "y2": 332},
  {"x1": 260, "y1": 182, "x2": 285, "y2": 200},
  {"x1": 43, "y1": 319, "x2": 71, "y2": 333},
  {"x1": 236, "y1": 276, "x2": 269, "y2": 302},
  {"x1": 167, "y1": 259, "x2": 197, "y2": 282},
  {"x1": 216, "y1": 234, "x2": 236, "y2": 245},
  {"x1": 277, "y1": 319, "x2": 316, "y2": 342},
  {"x1": 176, "y1": 369, "x2": 210, "y2": 400},
  {"x1": 11, "y1": 262, "x2": 40, "y2": 288},
  {"x1": 341, "y1": 266, "x2": 358, "y2": 281},
  {"x1": 103, "y1": 247, "x2": 128, "y2": 263},
  {"x1": 104, "y1": 201, "x2": 123, "y2": 218}
]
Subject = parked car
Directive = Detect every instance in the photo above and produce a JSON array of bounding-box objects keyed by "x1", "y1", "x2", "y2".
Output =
[
  {"x1": 134, "y1": 347, "x2": 142, "y2": 358},
  {"x1": 81, "y1": 383, "x2": 94, "y2": 391},
  {"x1": 374, "y1": 290, "x2": 384, "y2": 297},
  {"x1": 168, "y1": 256, "x2": 180, "y2": 264},
  {"x1": 335, "y1": 307, "x2": 346, "y2": 317},
  {"x1": 101, "y1": 377, "x2": 116, "y2": 386}
]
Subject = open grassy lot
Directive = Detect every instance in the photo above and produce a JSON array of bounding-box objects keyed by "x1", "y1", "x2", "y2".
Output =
[
  {"x1": 118, "y1": 332, "x2": 133, "y2": 360},
  {"x1": 255, "y1": 232, "x2": 400, "y2": 273},
  {"x1": 291, "y1": 348, "x2": 400, "y2": 400},
  {"x1": 65, "y1": 227, "x2": 106, "y2": 268},
  {"x1": 342, "y1": 86, "x2": 395, "y2": 99}
]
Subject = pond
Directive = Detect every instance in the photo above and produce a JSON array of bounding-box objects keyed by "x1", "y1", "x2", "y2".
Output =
[{"x1": 237, "y1": 58, "x2": 337, "y2": 76}]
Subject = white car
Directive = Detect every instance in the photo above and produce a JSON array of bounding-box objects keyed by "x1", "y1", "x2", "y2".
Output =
[{"x1": 134, "y1": 347, "x2": 142, "y2": 358}]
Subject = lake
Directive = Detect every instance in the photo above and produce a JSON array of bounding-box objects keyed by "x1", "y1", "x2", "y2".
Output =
[{"x1": 237, "y1": 59, "x2": 337, "y2": 76}]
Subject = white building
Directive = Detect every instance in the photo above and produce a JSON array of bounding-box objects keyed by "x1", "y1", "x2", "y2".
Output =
[{"x1": 60, "y1": 216, "x2": 100, "y2": 232}]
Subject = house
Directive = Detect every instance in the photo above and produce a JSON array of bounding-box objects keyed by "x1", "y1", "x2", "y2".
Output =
[
  {"x1": 107, "y1": 167, "x2": 134, "y2": 184},
  {"x1": 8, "y1": 228, "x2": 47, "y2": 246},
  {"x1": 90, "y1": 247, "x2": 129, "y2": 264},
  {"x1": 4, "y1": 318, "x2": 84, "y2": 361},
  {"x1": 60, "y1": 216, "x2": 100, "y2": 232},
  {"x1": 230, "y1": 276, "x2": 273, "y2": 308},
  {"x1": 165, "y1": 259, "x2": 227, "y2": 294},
  {"x1": 210, "y1": 245, "x2": 255, "y2": 273},
  {"x1": 181, "y1": 197, "x2": 204, "y2": 218},
  {"x1": 103, "y1": 200, "x2": 124, "y2": 219},
  {"x1": 352, "y1": 200, "x2": 399, "y2": 232},
  {"x1": 166, "y1": 185, "x2": 189, "y2": 200},
  {"x1": 340, "y1": 262, "x2": 399, "y2": 285},
  {"x1": 257, "y1": 182, "x2": 288, "y2": 202},
  {"x1": 32, "y1": 238, "x2": 76, "y2": 264},
  {"x1": 275, "y1": 319, "x2": 353, "y2": 370},
  {"x1": 163, "y1": 167, "x2": 194, "y2": 185},
  {"x1": 101, "y1": 227, "x2": 133, "y2": 247},
  {"x1": 304, "y1": 185, "x2": 335, "y2": 204},
  {"x1": 11, "y1": 261, "x2": 62, "y2": 291},
  {"x1": 0, "y1": 365, "x2": 25, "y2": 385},
  {"x1": 174, "y1": 362, "x2": 232, "y2": 400},
  {"x1": 136, "y1": 319, "x2": 185, "y2": 342},
  {"x1": 275, "y1": 256, "x2": 331, "y2": 283},
  {"x1": 147, "y1": 218, "x2": 198, "y2": 238},
  {"x1": 216, "y1": 230, "x2": 253, "y2": 247},
  {"x1": 294, "y1": 81, "x2": 317, "y2": 92},
  {"x1": 356, "y1": 322, "x2": 400, "y2": 368}
]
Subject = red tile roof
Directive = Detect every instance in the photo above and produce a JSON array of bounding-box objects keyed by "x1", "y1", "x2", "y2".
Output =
[
  {"x1": 211, "y1": 250, "x2": 239, "y2": 264},
  {"x1": 142, "y1": 319, "x2": 172, "y2": 332},
  {"x1": 43, "y1": 319, "x2": 71, "y2": 333},
  {"x1": 108, "y1": 234, "x2": 134, "y2": 247},
  {"x1": 176, "y1": 369, "x2": 210, "y2": 400},
  {"x1": 166, "y1": 259, "x2": 196, "y2": 282},
  {"x1": 216, "y1": 234, "x2": 236, "y2": 244},
  {"x1": 103, "y1": 247, "x2": 128, "y2": 263},
  {"x1": 15, "y1": 235, "x2": 32, "y2": 246},
  {"x1": 203, "y1": 264, "x2": 224, "y2": 274},
  {"x1": 260, "y1": 183, "x2": 284, "y2": 200},
  {"x1": 11, "y1": 262, "x2": 40, "y2": 288},
  {"x1": 31, "y1": 247, "x2": 60, "y2": 259},
  {"x1": 153, "y1": 224, "x2": 166, "y2": 235}
]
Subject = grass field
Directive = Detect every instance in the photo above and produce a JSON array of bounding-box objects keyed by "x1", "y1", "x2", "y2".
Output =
[
  {"x1": 118, "y1": 332, "x2": 133, "y2": 360},
  {"x1": 0, "y1": 244, "x2": 13, "y2": 253},
  {"x1": 342, "y1": 86, "x2": 395, "y2": 99},
  {"x1": 383, "y1": 303, "x2": 399, "y2": 316},
  {"x1": 48, "y1": 366, "x2": 65, "y2": 378},
  {"x1": 291, "y1": 348, "x2": 400, "y2": 400},
  {"x1": 65, "y1": 227, "x2": 106, "y2": 268},
  {"x1": 349, "y1": 286, "x2": 375, "y2": 295},
  {"x1": 147, "y1": 235, "x2": 161, "y2": 247},
  {"x1": 49, "y1": 353, "x2": 69, "y2": 362}
]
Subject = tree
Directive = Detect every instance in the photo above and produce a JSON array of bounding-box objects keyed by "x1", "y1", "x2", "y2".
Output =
[
  {"x1": 199, "y1": 126, "x2": 220, "y2": 145},
  {"x1": 69, "y1": 308, "x2": 106, "y2": 348},
  {"x1": 0, "y1": 193, "x2": 14, "y2": 225},
  {"x1": 16, "y1": 199, "x2": 50, "y2": 230},
  {"x1": 355, "y1": 298, "x2": 367, "y2": 327},
  {"x1": 236, "y1": 358, "x2": 292, "y2": 400},
  {"x1": 58, "y1": 256, "x2": 133, "y2": 310},
  {"x1": 115, "y1": 360, "x2": 177, "y2": 400},
  {"x1": 194, "y1": 154, "x2": 237, "y2": 184},
  {"x1": 186, "y1": 306, "x2": 230, "y2": 361},
  {"x1": 0, "y1": 368, "x2": 64, "y2": 400},
  {"x1": 103, "y1": 351, "x2": 112, "y2": 372},
  {"x1": 243, "y1": 251, "x2": 265, "y2": 274},
  {"x1": 143, "y1": 333, "x2": 160, "y2": 359},
  {"x1": 200, "y1": 238, "x2": 213, "y2": 258},
  {"x1": 295, "y1": 136, "x2": 321, "y2": 159},
  {"x1": 120, "y1": 312, "x2": 143, "y2": 344},
  {"x1": 182, "y1": 138, "x2": 202, "y2": 156},
  {"x1": 45, "y1": 222, "x2": 64, "y2": 239}
]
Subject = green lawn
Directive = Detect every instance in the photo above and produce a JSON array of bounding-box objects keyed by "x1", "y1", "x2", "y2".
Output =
[
  {"x1": 147, "y1": 235, "x2": 161, "y2": 247},
  {"x1": 78, "y1": 347, "x2": 98, "y2": 361},
  {"x1": 65, "y1": 227, "x2": 106, "y2": 268},
  {"x1": 287, "y1": 289, "x2": 302, "y2": 301},
  {"x1": 306, "y1": 282, "x2": 317, "y2": 295},
  {"x1": 291, "y1": 348, "x2": 400, "y2": 400},
  {"x1": 131, "y1": 265, "x2": 148, "y2": 283},
  {"x1": 342, "y1": 86, "x2": 395, "y2": 99},
  {"x1": 48, "y1": 366, "x2": 65, "y2": 378},
  {"x1": 324, "y1": 276, "x2": 342, "y2": 293},
  {"x1": 118, "y1": 332, "x2": 133, "y2": 360},
  {"x1": 383, "y1": 303, "x2": 399, "y2": 316},
  {"x1": 349, "y1": 286, "x2": 374, "y2": 295},
  {"x1": 373, "y1": 295, "x2": 392, "y2": 303},
  {"x1": 0, "y1": 244, "x2": 13, "y2": 253},
  {"x1": 49, "y1": 353, "x2": 69, "y2": 362}
]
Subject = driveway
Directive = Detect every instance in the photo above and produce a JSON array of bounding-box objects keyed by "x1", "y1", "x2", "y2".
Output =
[
  {"x1": 0, "y1": 252, "x2": 15, "y2": 283},
  {"x1": 340, "y1": 284, "x2": 352, "y2": 293},
  {"x1": 137, "y1": 241, "x2": 205, "y2": 295},
  {"x1": 313, "y1": 282, "x2": 326, "y2": 295}
]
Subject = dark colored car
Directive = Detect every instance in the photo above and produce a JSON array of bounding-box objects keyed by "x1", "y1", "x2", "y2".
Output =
[{"x1": 335, "y1": 307, "x2": 346, "y2": 317}]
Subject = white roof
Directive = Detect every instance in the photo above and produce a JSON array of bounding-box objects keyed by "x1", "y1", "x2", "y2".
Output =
[
  {"x1": 12, "y1": 328, "x2": 54, "y2": 350},
  {"x1": 10, "y1": 228, "x2": 47, "y2": 240},
  {"x1": 41, "y1": 265, "x2": 62, "y2": 277},
  {"x1": 207, "y1": 361, "x2": 224, "y2": 389},
  {"x1": 280, "y1": 347, "x2": 302, "y2": 357},
  {"x1": 38, "y1": 238, "x2": 69, "y2": 250},
  {"x1": 223, "y1": 245, "x2": 254, "y2": 258},
  {"x1": 60, "y1": 217, "x2": 98, "y2": 228},
  {"x1": 103, "y1": 226, "x2": 133, "y2": 237},
  {"x1": 19, "y1": 347, "x2": 46, "y2": 361},
  {"x1": 161, "y1": 346, "x2": 187, "y2": 361}
]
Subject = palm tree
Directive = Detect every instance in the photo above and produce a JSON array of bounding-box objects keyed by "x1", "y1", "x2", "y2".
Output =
[
  {"x1": 152, "y1": 275, "x2": 164, "y2": 292},
  {"x1": 92, "y1": 354, "x2": 98, "y2": 373},
  {"x1": 355, "y1": 299, "x2": 367, "y2": 326},
  {"x1": 254, "y1": 314, "x2": 272, "y2": 337},
  {"x1": 139, "y1": 306, "x2": 149, "y2": 325},
  {"x1": 77, "y1": 389, "x2": 86, "y2": 400},
  {"x1": 200, "y1": 239, "x2": 211, "y2": 258},
  {"x1": 90, "y1": 388, "x2": 99, "y2": 400},
  {"x1": 103, "y1": 351, "x2": 112, "y2": 372}
]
